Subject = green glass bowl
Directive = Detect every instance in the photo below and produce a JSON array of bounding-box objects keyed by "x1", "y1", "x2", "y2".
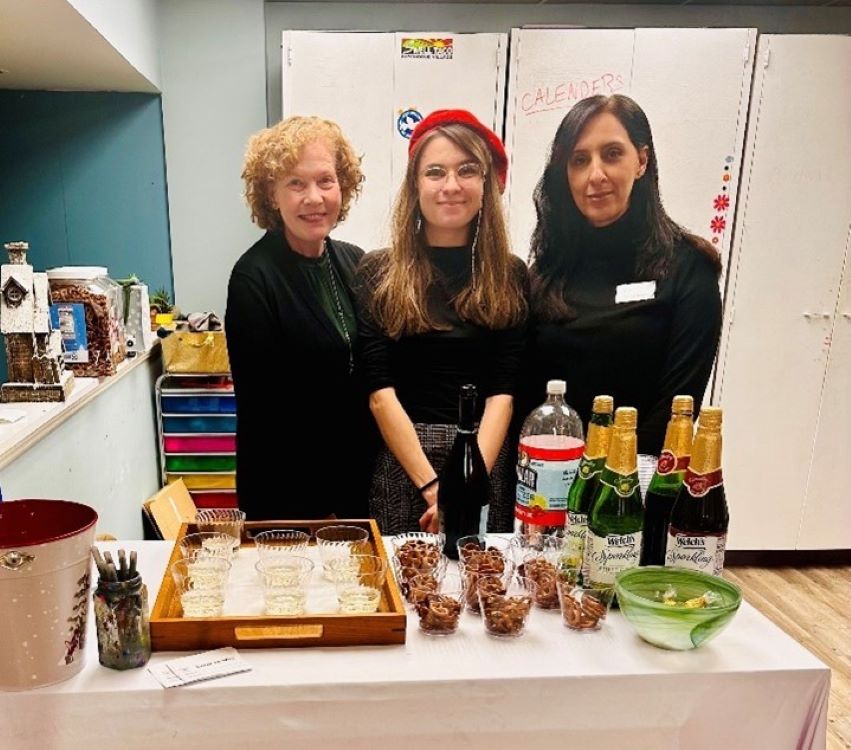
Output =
[{"x1": 615, "y1": 567, "x2": 742, "y2": 650}]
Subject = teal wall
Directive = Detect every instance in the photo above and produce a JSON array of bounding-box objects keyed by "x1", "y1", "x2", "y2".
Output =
[{"x1": 0, "y1": 90, "x2": 172, "y2": 382}]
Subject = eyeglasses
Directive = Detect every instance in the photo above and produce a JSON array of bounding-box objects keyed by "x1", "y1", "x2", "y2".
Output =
[{"x1": 421, "y1": 162, "x2": 485, "y2": 184}]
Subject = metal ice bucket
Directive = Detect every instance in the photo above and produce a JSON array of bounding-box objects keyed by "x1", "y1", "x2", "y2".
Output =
[{"x1": 0, "y1": 499, "x2": 97, "y2": 690}]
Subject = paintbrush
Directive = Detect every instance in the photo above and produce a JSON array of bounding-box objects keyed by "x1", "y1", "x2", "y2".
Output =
[
  {"x1": 118, "y1": 549, "x2": 127, "y2": 580},
  {"x1": 91, "y1": 546, "x2": 107, "y2": 578}
]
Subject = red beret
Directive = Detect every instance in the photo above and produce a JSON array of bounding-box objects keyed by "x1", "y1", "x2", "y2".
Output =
[{"x1": 408, "y1": 109, "x2": 508, "y2": 192}]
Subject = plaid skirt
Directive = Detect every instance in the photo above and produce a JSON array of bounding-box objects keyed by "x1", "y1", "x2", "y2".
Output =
[{"x1": 368, "y1": 422, "x2": 515, "y2": 536}]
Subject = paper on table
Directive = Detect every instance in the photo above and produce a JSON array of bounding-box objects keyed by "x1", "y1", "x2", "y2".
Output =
[
  {"x1": 148, "y1": 647, "x2": 251, "y2": 688},
  {"x1": 0, "y1": 408, "x2": 26, "y2": 424}
]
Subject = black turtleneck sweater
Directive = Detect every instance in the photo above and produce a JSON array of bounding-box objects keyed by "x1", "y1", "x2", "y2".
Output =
[
  {"x1": 525, "y1": 213, "x2": 722, "y2": 455},
  {"x1": 355, "y1": 247, "x2": 529, "y2": 424}
]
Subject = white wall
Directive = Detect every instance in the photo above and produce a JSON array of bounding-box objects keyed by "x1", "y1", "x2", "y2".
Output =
[
  {"x1": 2, "y1": 356, "x2": 161, "y2": 539},
  {"x1": 67, "y1": 0, "x2": 162, "y2": 89},
  {"x1": 158, "y1": 0, "x2": 267, "y2": 316}
]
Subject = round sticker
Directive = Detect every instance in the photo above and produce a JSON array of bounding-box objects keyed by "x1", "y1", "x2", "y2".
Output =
[{"x1": 397, "y1": 109, "x2": 423, "y2": 139}]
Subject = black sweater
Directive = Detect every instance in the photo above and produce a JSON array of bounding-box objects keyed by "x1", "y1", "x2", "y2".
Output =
[
  {"x1": 355, "y1": 247, "x2": 529, "y2": 424},
  {"x1": 225, "y1": 231, "x2": 375, "y2": 520},
  {"x1": 525, "y1": 215, "x2": 722, "y2": 455}
]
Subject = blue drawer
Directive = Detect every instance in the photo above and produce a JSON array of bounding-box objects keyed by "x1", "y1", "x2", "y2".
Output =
[
  {"x1": 162, "y1": 415, "x2": 237, "y2": 433},
  {"x1": 161, "y1": 394, "x2": 236, "y2": 414}
]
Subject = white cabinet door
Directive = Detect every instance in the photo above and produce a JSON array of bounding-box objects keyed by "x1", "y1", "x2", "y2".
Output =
[
  {"x1": 504, "y1": 27, "x2": 756, "y2": 268},
  {"x1": 282, "y1": 31, "x2": 506, "y2": 252},
  {"x1": 716, "y1": 35, "x2": 851, "y2": 550},
  {"x1": 799, "y1": 229, "x2": 851, "y2": 549},
  {"x1": 282, "y1": 31, "x2": 395, "y2": 251},
  {"x1": 390, "y1": 32, "x2": 506, "y2": 194}
]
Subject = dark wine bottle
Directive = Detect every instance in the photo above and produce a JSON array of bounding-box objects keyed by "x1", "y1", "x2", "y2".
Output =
[
  {"x1": 640, "y1": 395, "x2": 694, "y2": 566},
  {"x1": 665, "y1": 406, "x2": 729, "y2": 577},
  {"x1": 438, "y1": 384, "x2": 489, "y2": 560}
]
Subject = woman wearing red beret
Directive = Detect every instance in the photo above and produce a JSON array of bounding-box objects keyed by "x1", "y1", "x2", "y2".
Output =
[{"x1": 355, "y1": 110, "x2": 529, "y2": 535}]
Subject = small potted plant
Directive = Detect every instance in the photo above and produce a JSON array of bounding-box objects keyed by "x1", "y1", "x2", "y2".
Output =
[{"x1": 149, "y1": 288, "x2": 174, "y2": 329}]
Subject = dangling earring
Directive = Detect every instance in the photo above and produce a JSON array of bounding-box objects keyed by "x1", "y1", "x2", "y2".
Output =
[
  {"x1": 469, "y1": 208, "x2": 482, "y2": 288},
  {"x1": 415, "y1": 211, "x2": 422, "y2": 234}
]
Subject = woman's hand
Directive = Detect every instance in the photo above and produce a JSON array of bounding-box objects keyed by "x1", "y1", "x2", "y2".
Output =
[
  {"x1": 418, "y1": 483, "x2": 440, "y2": 532},
  {"x1": 419, "y1": 504, "x2": 439, "y2": 533}
]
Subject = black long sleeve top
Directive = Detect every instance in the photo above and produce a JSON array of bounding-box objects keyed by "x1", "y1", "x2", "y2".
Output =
[
  {"x1": 355, "y1": 247, "x2": 529, "y2": 425},
  {"x1": 525, "y1": 213, "x2": 722, "y2": 455},
  {"x1": 225, "y1": 230, "x2": 375, "y2": 521}
]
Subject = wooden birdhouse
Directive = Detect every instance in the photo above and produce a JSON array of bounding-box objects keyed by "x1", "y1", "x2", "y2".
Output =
[{"x1": 0, "y1": 241, "x2": 74, "y2": 402}]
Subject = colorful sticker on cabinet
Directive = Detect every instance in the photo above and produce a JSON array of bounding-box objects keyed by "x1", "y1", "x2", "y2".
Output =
[
  {"x1": 400, "y1": 38, "x2": 454, "y2": 60},
  {"x1": 397, "y1": 108, "x2": 423, "y2": 139},
  {"x1": 713, "y1": 194, "x2": 730, "y2": 212}
]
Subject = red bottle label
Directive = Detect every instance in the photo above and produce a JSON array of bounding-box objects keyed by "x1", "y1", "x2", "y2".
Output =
[
  {"x1": 684, "y1": 468, "x2": 723, "y2": 497},
  {"x1": 656, "y1": 450, "x2": 690, "y2": 476}
]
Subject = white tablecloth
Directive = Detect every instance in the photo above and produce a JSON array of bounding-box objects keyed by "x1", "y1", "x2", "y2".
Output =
[{"x1": 1, "y1": 541, "x2": 830, "y2": 750}]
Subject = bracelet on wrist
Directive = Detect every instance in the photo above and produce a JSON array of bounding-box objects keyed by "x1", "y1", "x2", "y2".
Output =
[{"x1": 417, "y1": 476, "x2": 439, "y2": 495}]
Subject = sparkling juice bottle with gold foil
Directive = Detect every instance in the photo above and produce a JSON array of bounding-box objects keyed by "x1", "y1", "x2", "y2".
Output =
[
  {"x1": 586, "y1": 407, "x2": 644, "y2": 590},
  {"x1": 564, "y1": 395, "x2": 614, "y2": 571},
  {"x1": 640, "y1": 395, "x2": 694, "y2": 566},
  {"x1": 665, "y1": 406, "x2": 729, "y2": 577}
]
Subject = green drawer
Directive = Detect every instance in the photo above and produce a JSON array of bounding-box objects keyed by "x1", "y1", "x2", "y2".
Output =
[{"x1": 164, "y1": 455, "x2": 237, "y2": 472}]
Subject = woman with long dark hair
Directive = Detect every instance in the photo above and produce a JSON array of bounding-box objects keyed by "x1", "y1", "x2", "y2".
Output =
[
  {"x1": 356, "y1": 110, "x2": 528, "y2": 535},
  {"x1": 526, "y1": 94, "x2": 722, "y2": 454}
]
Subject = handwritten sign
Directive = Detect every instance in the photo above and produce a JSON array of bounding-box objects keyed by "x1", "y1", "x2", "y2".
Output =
[{"x1": 520, "y1": 73, "x2": 625, "y2": 116}]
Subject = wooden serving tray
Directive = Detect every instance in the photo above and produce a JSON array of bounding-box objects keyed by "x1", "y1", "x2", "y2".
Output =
[{"x1": 150, "y1": 519, "x2": 406, "y2": 649}]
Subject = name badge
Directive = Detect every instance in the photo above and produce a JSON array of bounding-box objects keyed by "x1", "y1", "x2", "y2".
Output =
[{"x1": 615, "y1": 281, "x2": 656, "y2": 304}]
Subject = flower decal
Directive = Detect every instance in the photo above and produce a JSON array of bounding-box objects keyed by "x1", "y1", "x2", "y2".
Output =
[{"x1": 713, "y1": 194, "x2": 730, "y2": 212}]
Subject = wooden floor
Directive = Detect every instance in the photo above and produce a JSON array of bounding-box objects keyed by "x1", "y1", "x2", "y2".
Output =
[{"x1": 725, "y1": 565, "x2": 851, "y2": 750}]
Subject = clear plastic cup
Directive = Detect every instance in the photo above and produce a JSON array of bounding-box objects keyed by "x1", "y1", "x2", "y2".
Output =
[
  {"x1": 478, "y1": 574, "x2": 536, "y2": 638},
  {"x1": 509, "y1": 531, "x2": 565, "y2": 566},
  {"x1": 334, "y1": 555, "x2": 386, "y2": 614},
  {"x1": 178, "y1": 586, "x2": 225, "y2": 618},
  {"x1": 411, "y1": 572, "x2": 465, "y2": 636},
  {"x1": 458, "y1": 557, "x2": 514, "y2": 613},
  {"x1": 557, "y1": 569, "x2": 615, "y2": 632},
  {"x1": 170, "y1": 556, "x2": 231, "y2": 591},
  {"x1": 255, "y1": 556, "x2": 314, "y2": 616},
  {"x1": 171, "y1": 558, "x2": 229, "y2": 618},
  {"x1": 180, "y1": 532, "x2": 238, "y2": 561},
  {"x1": 456, "y1": 534, "x2": 510, "y2": 566},
  {"x1": 315, "y1": 525, "x2": 370, "y2": 582},
  {"x1": 518, "y1": 551, "x2": 560, "y2": 610},
  {"x1": 195, "y1": 509, "x2": 246, "y2": 549},
  {"x1": 391, "y1": 548, "x2": 448, "y2": 605},
  {"x1": 254, "y1": 529, "x2": 311, "y2": 560}
]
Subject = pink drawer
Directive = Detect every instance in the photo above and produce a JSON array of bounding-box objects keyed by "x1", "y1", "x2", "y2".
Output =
[{"x1": 163, "y1": 435, "x2": 236, "y2": 453}]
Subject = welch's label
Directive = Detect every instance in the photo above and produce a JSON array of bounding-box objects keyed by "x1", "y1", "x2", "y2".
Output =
[
  {"x1": 564, "y1": 511, "x2": 588, "y2": 568},
  {"x1": 586, "y1": 531, "x2": 642, "y2": 586},
  {"x1": 665, "y1": 531, "x2": 727, "y2": 577}
]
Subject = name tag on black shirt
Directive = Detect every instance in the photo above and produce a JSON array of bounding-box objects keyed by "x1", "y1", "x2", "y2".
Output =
[{"x1": 615, "y1": 281, "x2": 656, "y2": 304}]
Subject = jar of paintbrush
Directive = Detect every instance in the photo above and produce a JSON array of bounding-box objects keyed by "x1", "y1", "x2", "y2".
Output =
[{"x1": 91, "y1": 548, "x2": 151, "y2": 669}]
